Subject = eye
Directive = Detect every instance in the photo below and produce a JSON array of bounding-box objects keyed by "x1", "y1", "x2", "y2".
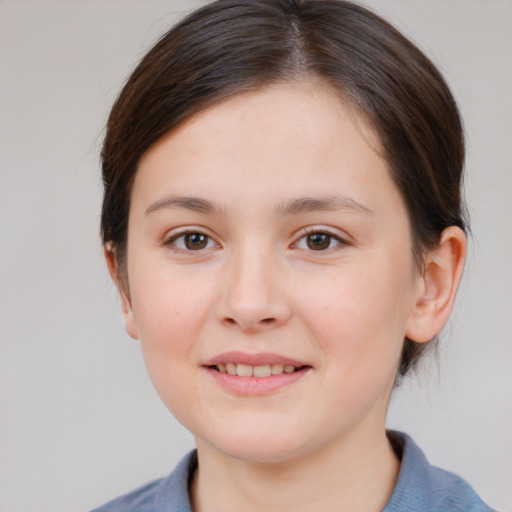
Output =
[
  {"x1": 166, "y1": 231, "x2": 217, "y2": 251},
  {"x1": 295, "y1": 231, "x2": 344, "y2": 251}
]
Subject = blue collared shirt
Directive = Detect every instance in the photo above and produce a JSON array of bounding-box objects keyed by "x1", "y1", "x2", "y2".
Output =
[{"x1": 92, "y1": 431, "x2": 493, "y2": 512}]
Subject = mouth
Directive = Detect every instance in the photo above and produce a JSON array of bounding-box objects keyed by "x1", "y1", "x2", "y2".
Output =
[
  {"x1": 202, "y1": 352, "x2": 311, "y2": 395},
  {"x1": 209, "y1": 362, "x2": 307, "y2": 377}
]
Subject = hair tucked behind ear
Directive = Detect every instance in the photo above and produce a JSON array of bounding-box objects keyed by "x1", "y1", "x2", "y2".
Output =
[{"x1": 101, "y1": 0, "x2": 467, "y2": 379}]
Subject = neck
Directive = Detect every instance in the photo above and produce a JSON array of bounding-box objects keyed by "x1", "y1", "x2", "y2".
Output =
[{"x1": 190, "y1": 427, "x2": 400, "y2": 512}]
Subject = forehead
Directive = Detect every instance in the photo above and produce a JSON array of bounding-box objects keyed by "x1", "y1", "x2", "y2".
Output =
[
  {"x1": 133, "y1": 82, "x2": 402, "y2": 220},
  {"x1": 143, "y1": 82, "x2": 380, "y2": 158}
]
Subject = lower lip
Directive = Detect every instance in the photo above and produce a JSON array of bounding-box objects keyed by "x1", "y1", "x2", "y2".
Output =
[{"x1": 204, "y1": 367, "x2": 311, "y2": 396}]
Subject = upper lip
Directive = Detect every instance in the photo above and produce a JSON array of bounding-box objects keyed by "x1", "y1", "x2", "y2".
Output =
[{"x1": 203, "y1": 351, "x2": 309, "y2": 368}]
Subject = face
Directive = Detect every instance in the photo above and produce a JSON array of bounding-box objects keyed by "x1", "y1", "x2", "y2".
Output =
[{"x1": 120, "y1": 83, "x2": 423, "y2": 463}]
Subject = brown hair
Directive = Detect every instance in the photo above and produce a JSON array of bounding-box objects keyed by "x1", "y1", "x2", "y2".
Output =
[{"x1": 101, "y1": 0, "x2": 467, "y2": 378}]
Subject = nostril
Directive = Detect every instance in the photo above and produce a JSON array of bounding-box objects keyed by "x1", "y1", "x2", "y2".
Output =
[{"x1": 222, "y1": 316, "x2": 277, "y2": 330}]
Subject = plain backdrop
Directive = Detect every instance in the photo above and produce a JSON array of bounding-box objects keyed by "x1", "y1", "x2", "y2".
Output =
[{"x1": 0, "y1": 1, "x2": 511, "y2": 511}]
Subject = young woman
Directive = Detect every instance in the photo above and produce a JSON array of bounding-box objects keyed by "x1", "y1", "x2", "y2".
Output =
[{"x1": 93, "y1": 1, "x2": 493, "y2": 510}]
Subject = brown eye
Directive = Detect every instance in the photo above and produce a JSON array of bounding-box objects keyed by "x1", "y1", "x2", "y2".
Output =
[
  {"x1": 167, "y1": 231, "x2": 216, "y2": 251},
  {"x1": 184, "y1": 233, "x2": 209, "y2": 250},
  {"x1": 306, "y1": 232, "x2": 332, "y2": 250}
]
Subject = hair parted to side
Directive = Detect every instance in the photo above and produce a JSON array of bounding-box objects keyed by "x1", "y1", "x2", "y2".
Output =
[{"x1": 101, "y1": 0, "x2": 467, "y2": 378}]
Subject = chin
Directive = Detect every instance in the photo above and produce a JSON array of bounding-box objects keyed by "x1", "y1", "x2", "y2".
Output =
[
  {"x1": 220, "y1": 442, "x2": 307, "y2": 465},
  {"x1": 196, "y1": 421, "x2": 319, "y2": 465}
]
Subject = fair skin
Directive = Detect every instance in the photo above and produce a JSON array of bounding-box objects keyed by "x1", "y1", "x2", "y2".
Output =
[{"x1": 106, "y1": 82, "x2": 466, "y2": 512}]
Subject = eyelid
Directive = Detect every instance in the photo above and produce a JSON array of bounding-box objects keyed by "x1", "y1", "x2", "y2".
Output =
[
  {"x1": 163, "y1": 227, "x2": 221, "y2": 252},
  {"x1": 292, "y1": 226, "x2": 351, "y2": 251},
  {"x1": 162, "y1": 225, "x2": 350, "y2": 253}
]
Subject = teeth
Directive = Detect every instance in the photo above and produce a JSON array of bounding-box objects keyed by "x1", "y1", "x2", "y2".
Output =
[
  {"x1": 236, "y1": 363, "x2": 253, "y2": 377},
  {"x1": 253, "y1": 365, "x2": 271, "y2": 377},
  {"x1": 215, "y1": 363, "x2": 298, "y2": 377},
  {"x1": 271, "y1": 363, "x2": 284, "y2": 375}
]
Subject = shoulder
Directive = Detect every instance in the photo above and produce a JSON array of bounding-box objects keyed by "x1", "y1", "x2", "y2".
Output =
[
  {"x1": 384, "y1": 431, "x2": 495, "y2": 512},
  {"x1": 90, "y1": 478, "x2": 163, "y2": 512},
  {"x1": 90, "y1": 450, "x2": 197, "y2": 512}
]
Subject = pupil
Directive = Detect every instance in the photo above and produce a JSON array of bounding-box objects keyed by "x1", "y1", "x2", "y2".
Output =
[
  {"x1": 185, "y1": 233, "x2": 207, "y2": 250},
  {"x1": 307, "y1": 233, "x2": 330, "y2": 250}
]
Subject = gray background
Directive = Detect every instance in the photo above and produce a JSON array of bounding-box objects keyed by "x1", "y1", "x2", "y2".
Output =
[{"x1": 0, "y1": 1, "x2": 510, "y2": 511}]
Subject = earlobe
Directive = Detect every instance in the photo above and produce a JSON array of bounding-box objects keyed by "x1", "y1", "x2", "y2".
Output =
[
  {"x1": 405, "y1": 226, "x2": 467, "y2": 343},
  {"x1": 103, "y1": 244, "x2": 139, "y2": 340}
]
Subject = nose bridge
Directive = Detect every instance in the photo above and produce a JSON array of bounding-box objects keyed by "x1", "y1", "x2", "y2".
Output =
[{"x1": 216, "y1": 239, "x2": 290, "y2": 331}]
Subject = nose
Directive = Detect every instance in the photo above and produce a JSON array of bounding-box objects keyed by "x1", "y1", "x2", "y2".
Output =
[{"x1": 215, "y1": 247, "x2": 292, "y2": 333}]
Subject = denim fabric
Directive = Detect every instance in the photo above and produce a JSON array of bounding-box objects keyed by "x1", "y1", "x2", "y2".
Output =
[
  {"x1": 91, "y1": 431, "x2": 493, "y2": 512},
  {"x1": 382, "y1": 432, "x2": 493, "y2": 512}
]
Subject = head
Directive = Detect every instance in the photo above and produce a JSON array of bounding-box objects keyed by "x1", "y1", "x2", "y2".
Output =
[
  {"x1": 101, "y1": 0, "x2": 467, "y2": 460},
  {"x1": 101, "y1": 0, "x2": 467, "y2": 379}
]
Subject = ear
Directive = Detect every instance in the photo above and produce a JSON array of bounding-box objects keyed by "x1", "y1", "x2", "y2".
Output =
[
  {"x1": 104, "y1": 244, "x2": 139, "y2": 340},
  {"x1": 406, "y1": 226, "x2": 467, "y2": 343}
]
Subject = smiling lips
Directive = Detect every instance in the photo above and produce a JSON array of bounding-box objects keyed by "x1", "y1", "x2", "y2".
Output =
[
  {"x1": 214, "y1": 362, "x2": 300, "y2": 377},
  {"x1": 203, "y1": 352, "x2": 311, "y2": 395}
]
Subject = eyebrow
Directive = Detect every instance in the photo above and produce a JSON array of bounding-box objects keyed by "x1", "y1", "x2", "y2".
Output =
[
  {"x1": 275, "y1": 196, "x2": 374, "y2": 216},
  {"x1": 145, "y1": 196, "x2": 226, "y2": 217},
  {"x1": 145, "y1": 194, "x2": 373, "y2": 217}
]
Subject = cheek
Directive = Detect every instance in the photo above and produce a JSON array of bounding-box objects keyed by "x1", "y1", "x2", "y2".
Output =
[
  {"x1": 299, "y1": 255, "x2": 414, "y2": 373},
  {"x1": 128, "y1": 267, "x2": 213, "y2": 379},
  {"x1": 128, "y1": 274, "x2": 214, "y2": 426}
]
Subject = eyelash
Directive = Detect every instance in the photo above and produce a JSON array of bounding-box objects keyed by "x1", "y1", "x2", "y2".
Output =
[
  {"x1": 164, "y1": 229, "x2": 218, "y2": 252},
  {"x1": 164, "y1": 228, "x2": 348, "y2": 253},
  {"x1": 293, "y1": 228, "x2": 348, "y2": 253}
]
